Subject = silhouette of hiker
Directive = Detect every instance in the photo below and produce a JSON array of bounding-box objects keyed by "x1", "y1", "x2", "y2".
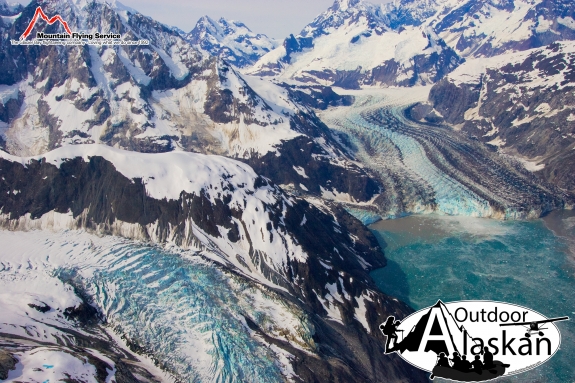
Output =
[
  {"x1": 450, "y1": 352, "x2": 463, "y2": 370},
  {"x1": 471, "y1": 355, "x2": 484, "y2": 375},
  {"x1": 460, "y1": 355, "x2": 472, "y2": 372},
  {"x1": 436, "y1": 352, "x2": 450, "y2": 368},
  {"x1": 482, "y1": 346, "x2": 494, "y2": 369},
  {"x1": 380, "y1": 316, "x2": 401, "y2": 352}
]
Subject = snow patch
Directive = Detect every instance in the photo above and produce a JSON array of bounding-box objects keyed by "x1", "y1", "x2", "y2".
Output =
[{"x1": 293, "y1": 166, "x2": 309, "y2": 179}]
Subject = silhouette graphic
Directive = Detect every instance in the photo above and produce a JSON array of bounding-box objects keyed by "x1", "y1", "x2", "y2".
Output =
[
  {"x1": 500, "y1": 316, "x2": 569, "y2": 338},
  {"x1": 460, "y1": 355, "x2": 472, "y2": 372},
  {"x1": 471, "y1": 355, "x2": 484, "y2": 375},
  {"x1": 385, "y1": 301, "x2": 468, "y2": 355},
  {"x1": 379, "y1": 316, "x2": 402, "y2": 352},
  {"x1": 436, "y1": 352, "x2": 450, "y2": 368},
  {"x1": 451, "y1": 352, "x2": 463, "y2": 371},
  {"x1": 481, "y1": 346, "x2": 494, "y2": 369},
  {"x1": 21, "y1": 6, "x2": 73, "y2": 39},
  {"x1": 381, "y1": 301, "x2": 511, "y2": 382}
]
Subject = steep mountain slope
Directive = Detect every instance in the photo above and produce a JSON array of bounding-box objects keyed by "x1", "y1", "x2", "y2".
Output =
[
  {"x1": 383, "y1": 0, "x2": 575, "y2": 58},
  {"x1": 183, "y1": 16, "x2": 278, "y2": 68},
  {"x1": 0, "y1": 145, "x2": 426, "y2": 382},
  {"x1": 425, "y1": 41, "x2": 575, "y2": 191},
  {"x1": 249, "y1": 0, "x2": 462, "y2": 88},
  {"x1": 250, "y1": 0, "x2": 575, "y2": 88},
  {"x1": 0, "y1": 0, "x2": 379, "y2": 203}
]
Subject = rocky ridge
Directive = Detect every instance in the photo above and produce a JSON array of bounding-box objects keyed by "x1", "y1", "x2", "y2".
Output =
[
  {"x1": 249, "y1": 0, "x2": 575, "y2": 88},
  {"x1": 383, "y1": 0, "x2": 575, "y2": 58},
  {"x1": 248, "y1": 0, "x2": 463, "y2": 88},
  {"x1": 424, "y1": 40, "x2": 575, "y2": 191}
]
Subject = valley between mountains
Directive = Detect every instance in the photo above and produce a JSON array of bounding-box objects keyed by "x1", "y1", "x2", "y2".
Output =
[{"x1": 0, "y1": 0, "x2": 574, "y2": 382}]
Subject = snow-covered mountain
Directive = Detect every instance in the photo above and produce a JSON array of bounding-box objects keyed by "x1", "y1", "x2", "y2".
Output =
[
  {"x1": 0, "y1": 0, "x2": 379, "y2": 204},
  {"x1": 183, "y1": 16, "x2": 278, "y2": 68},
  {"x1": 0, "y1": 144, "x2": 426, "y2": 382},
  {"x1": 0, "y1": 0, "x2": 22, "y2": 16},
  {"x1": 383, "y1": 0, "x2": 575, "y2": 58},
  {"x1": 249, "y1": 0, "x2": 463, "y2": 88},
  {"x1": 423, "y1": 40, "x2": 575, "y2": 191},
  {"x1": 250, "y1": 0, "x2": 575, "y2": 88},
  {"x1": 1, "y1": 0, "x2": 573, "y2": 381}
]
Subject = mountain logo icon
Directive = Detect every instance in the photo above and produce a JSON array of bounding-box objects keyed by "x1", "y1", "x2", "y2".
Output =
[
  {"x1": 20, "y1": 6, "x2": 72, "y2": 40},
  {"x1": 380, "y1": 300, "x2": 568, "y2": 382}
]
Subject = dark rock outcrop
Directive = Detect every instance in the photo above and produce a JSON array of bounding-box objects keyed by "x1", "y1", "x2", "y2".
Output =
[
  {"x1": 428, "y1": 41, "x2": 575, "y2": 192},
  {"x1": 0, "y1": 349, "x2": 17, "y2": 380},
  {"x1": 245, "y1": 135, "x2": 380, "y2": 202},
  {"x1": 281, "y1": 84, "x2": 354, "y2": 110}
]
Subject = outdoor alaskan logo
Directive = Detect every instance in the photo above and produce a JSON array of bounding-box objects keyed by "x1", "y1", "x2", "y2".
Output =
[
  {"x1": 11, "y1": 6, "x2": 148, "y2": 46},
  {"x1": 380, "y1": 300, "x2": 569, "y2": 382}
]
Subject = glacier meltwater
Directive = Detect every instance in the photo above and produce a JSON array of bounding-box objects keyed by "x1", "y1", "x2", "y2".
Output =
[{"x1": 370, "y1": 211, "x2": 575, "y2": 383}]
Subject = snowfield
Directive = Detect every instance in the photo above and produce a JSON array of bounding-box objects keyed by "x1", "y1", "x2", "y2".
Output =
[{"x1": 0, "y1": 144, "x2": 314, "y2": 290}]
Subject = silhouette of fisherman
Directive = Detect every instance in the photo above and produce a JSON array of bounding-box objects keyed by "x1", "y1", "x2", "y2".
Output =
[
  {"x1": 450, "y1": 352, "x2": 463, "y2": 371},
  {"x1": 482, "y1": 346, "x2": 495, "y2": 369},
  {"x1": 471, "y1": 355, "x2": 484, "y2": 375},
  {"x1": 460, "y1": 355, "x2": 472, "y2": 372},
  {"x1": 380, "y1": 316, "x2": 401, "y2": 352},
  {"x1": 436, "y1": 352, "x2": 450, "y2": 368}
]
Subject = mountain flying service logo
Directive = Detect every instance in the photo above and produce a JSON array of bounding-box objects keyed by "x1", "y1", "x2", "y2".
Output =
[
  {"x1": 11, "y1": 6, "x2": 148, "y2": 46},
  {"x1": 380, "y1": 300, "x2": 569, "y2": 382},
  {"x1": 20, "y1": 6, "x2": 72, "y2": 39}
]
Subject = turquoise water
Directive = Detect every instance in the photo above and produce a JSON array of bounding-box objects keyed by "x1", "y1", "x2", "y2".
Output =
[{"x1": 369, "y1": 212, "x2": 575, "y2": 383}]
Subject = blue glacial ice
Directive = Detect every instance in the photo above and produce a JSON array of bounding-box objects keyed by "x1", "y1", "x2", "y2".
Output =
[
  {"x1": 320, "y1": 89, "x2": 538, "y2": 219},
  {"x1": 73, "y1": 245, "x2": 288, "y2": 383}
]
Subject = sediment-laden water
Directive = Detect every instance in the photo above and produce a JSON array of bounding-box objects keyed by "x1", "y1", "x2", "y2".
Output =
[{"x1": 370, "y1": 212, "x2": 575, "y2": 383}]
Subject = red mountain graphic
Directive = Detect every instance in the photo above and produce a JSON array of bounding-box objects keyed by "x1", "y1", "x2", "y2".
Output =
[{"x1": 20, "y1": 6, "x2": 72, "y2": 39}]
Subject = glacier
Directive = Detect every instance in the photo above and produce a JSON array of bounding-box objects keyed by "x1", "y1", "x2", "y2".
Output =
[
  {"x1": 0, "y1": 229, "x2": 317, "y2": 383},
  {"x1": 320, "y1": 87, "x2": 566, "y2": 220}
]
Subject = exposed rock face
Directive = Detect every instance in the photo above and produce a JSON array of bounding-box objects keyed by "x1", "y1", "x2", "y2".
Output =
[
  {"x1": 0, "y1": 349, "x2": 17, "y2": 380},
  {"x1": 183, "y1": 16, "x2": 278, "y2": 68},
  {"x1": 0, "y1": 0, "x2": 21, "y2": 17},
  {"x1": 428, "y1": 41, "x2": 575, "y2": 192},
  {"x1": 281, "y1": 84, "x2": 354, "y2": 110},
  {"x1": 244, "y1": 135, "x2": 380, "y2": 202},
  {"x1": 0, "y1": 146, "x2": 426, "y2": 383}
]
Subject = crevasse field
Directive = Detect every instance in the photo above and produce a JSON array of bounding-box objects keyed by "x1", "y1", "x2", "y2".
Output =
[{"x1": 0, "y1": 230, "x2": 311, "y2": 383}]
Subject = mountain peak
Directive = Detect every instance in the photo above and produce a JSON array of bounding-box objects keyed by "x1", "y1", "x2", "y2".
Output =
[
  {"x1": 184, "y1": 16, "x2": 277, "y2": 68},
  {"x1": 0, "y1": 0, "x2": 23, "y2": 16},
  {"x1": 301, "y1": 0, "x2": 386, "y2": 38},
  {"x1": 330, "y1": 0, "x2": 362, "y2": 11}
]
